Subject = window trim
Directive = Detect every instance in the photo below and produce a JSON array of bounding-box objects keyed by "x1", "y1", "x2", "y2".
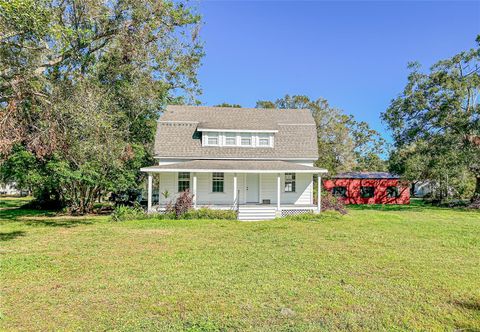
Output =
[
  {"x1": 202, "y1": 131, "x2": 274, "y2": 148},
  {"x1": 257, "y1": 134, "x2": 271, "y2": 147},
  {"x1": 284, "y1": 173, "x2": 296, "y2": 192},
  {"x1": 211, "y1": 172, "x2": 224, "y2": 193},
  {"x1": 224, "y1": 133, "x2": 237, "y2": 146},
  {"x1": 386, "y1": 186, "x2": 400, "y2": 198},
  {"x1": 360, "y1": 186, "x2": 375, "y2": 198},
  {"x1": 206, "y1": 132, "x2": 220, "y2": 146},
  {"x1": 240, "y1": 134, "x2": 253, "y2": 146},
  {"x1": 177, "y1": 172, "x2": 190, "y2": 192},
  {"x1": 332, "y1": 186, "x2": 348, "y2": 198}
]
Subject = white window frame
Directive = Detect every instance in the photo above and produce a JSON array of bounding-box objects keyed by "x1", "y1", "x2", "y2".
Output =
[
  {"x1": 224, "y1": 133, "x2": 237, "y2": 146},
  {"x1": 240, "y1": 134, "x2": 253, "y2": 146},
  {"x1": 257, "y1": 134, "x2": 271, "y2": 147},
  {"x1": 206, "y1": 132, "x2": 220, "y2": 146},
  {"x1": 202, "y1": 131, "x2": 274, "y2": 148},
  {"x1": 284, "y1": 173, "x2": 296, "y2": 192},
  {"x1": 211, "y1": 172, "x2": 224, "y2": 193},
  {"x1": 177, "y1": 172, "x2": 191, "y2": 192}
]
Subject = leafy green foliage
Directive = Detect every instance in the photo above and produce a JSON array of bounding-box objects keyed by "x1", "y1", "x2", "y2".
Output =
[
  {"x1": 256, "y1": 95, "x2": 387, "y2": 174},
  {"x1": 182, "y1": 208, "x2": 237, "y2": 220},
  {"x1": 110, "y1": 205, "x2": 145, "y2": 222},
  {"x1": 213, "y1": 103, "x2": 242, "y2": 108},
  {"x1": 0, "y1": 0, "x2": 203, "y2": 213},
  {"x1": 110, "y1": 205, "x2": 236, "y2": 222},
  {"x1": 383, "y1": 36, "x2": 480, "y2": 200}
]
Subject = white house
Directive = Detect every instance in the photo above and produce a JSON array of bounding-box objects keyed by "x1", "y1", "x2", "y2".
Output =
[
  {"x1": 141, "y1": 105, "x2": 327, "y2": 220},
  {"x1": 0, "y1": 182, "x2": 21, "y2": 196}
]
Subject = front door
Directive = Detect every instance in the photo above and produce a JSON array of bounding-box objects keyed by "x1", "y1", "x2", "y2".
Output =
[{"x1": 246, "y1": 174, "x2": 259, "y2": 203}]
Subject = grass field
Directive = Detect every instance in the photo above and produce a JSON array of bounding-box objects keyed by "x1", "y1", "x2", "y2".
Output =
[{"x1": 1, "y1": 197, "x2": 479, "y2": 331}]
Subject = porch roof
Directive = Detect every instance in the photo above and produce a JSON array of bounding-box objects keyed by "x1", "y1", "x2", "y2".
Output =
[{"x1": 141, "y1": 160, "x2": 328, "y2": 174}]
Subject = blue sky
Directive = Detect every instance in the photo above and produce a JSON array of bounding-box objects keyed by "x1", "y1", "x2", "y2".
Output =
[{"x1": 195, "y1": 1, "x2": 480, "y2": 139}]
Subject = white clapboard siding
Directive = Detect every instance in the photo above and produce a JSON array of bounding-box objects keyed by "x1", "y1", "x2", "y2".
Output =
[
  {"x1": 158, "y1": 172, "x2": 177, "y2": 204},
  {"x1": 260, "y1": 173, "x2": 313, "y2": 205},
  {"x1": 157, "y1": 172, "x2": 245, "y2": 206},
  {"x1": 156, "y1": 172, "x2": 312, "y2": 206}
]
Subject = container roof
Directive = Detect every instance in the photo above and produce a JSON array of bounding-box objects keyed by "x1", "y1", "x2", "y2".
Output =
[{"x1": 332, "y1": 172, "x2": 401, "y2": 179}]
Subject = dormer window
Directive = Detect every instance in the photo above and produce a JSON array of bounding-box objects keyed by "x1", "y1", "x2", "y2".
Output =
[
  {"x1": 207, "y1": 132, "x2": 219, "y2": 146},
  {"x1": 225, "y1": 133, "x2": 237, "y2": 146},
  {"x1": 258, "y1": 134, "x2": 270, "y2": 146},
  {"x1": 240, "y1": 134, "x2": 252, "y2": 146},
  {"x1": 202, "y1": 131, "x2": 274, "y2": 148}
]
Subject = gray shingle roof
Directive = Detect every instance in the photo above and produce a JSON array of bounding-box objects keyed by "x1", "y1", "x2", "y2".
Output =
[
  {"x1": 333, "y1": 172, "x2": 400, "y2": 179},
  {"x1": 141, "y1": 160, "x2": 327, "y2": 173},
  {"x1": 155, "y1": 105, "x2": 319, "y2": 159}
]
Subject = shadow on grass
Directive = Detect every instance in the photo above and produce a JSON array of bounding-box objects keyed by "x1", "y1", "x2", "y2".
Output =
[
  {"x1": 452, "y1": 299, "x2": 480, "y2": 312},
  {"x1": 0, "y1": 207, "x2": 94, "y2": 228},
  {"x1": 347, "y1": 204, "x2": 428, "y2": 212},
  {"x1": 347, "y1": 199, "x2": 452, "y2": 212},
  {"x1": 0, "y1": 230, "x2": 26, "y2": 241}
]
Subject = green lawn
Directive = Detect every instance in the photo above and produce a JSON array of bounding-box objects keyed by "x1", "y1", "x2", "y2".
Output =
[{"x1": 1, "y1": 198, "x2": 479, "y2": 331}]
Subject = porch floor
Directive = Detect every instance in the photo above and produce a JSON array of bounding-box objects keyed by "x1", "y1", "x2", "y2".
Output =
[{"x1": 151, "y1": 203, "x2": 317, "y2": 212}]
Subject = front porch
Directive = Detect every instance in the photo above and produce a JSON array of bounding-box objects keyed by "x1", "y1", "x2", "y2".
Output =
[
  {"x1": 150, "y1": 203, "x2": 317, "y2": 220},
  {"x1": 140, "y1": 160, "x2": 328, "y2": 220}
]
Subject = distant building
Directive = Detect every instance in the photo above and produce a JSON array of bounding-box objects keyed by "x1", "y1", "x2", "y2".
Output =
[
  {"x1": 323, "y1": 172, "x2": 410, "y2": 205},
  {"x1": 0, "y1": 182, "x2": 22, "y2": 196},
  {"x1": 412, "y1": 181, "x2": 434, "y2": 198}
]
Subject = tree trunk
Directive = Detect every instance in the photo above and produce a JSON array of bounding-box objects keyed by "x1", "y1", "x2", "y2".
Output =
[{"x1": 473, "y1": 176, "x2": 480, "y2": 201}]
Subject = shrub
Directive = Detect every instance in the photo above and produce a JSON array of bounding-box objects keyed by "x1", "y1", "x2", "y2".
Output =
[
  {"x1": 174, "y1": 190, "x2": 193, "y2": 218},
  {"x1": 321, "y1": 191, "x2": 347, "y2": 215},
  {"x1": 182, "y1": 208, "x2": 237, "y2": 220},
  {"x1": 111, "y1": 204, "x2": 146, "y2": 222},
  {"x1": 468, "y1": 197, "x2": 480, "y2": 209}
]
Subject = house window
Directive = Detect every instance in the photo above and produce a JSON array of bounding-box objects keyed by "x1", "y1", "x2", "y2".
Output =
[
  {"x1": 332, "y1": 186, "x2": 347, "y2": 198},
  {"x1": 386, "y1": 186, "x2": 400, "y2": 198},
  {"x1": 258, "y1": 135, "x2": 270, "y2": 146},
  {"x1": 284, "y1": 173, "x2": 296, "y2": 192},
  {"x1": 225, "y1": 133, "x2": 237, "y2": 146},
  {"x1": 240, "y1": 134, "x2": 252, "y2": 146},
  {"x1": 178, "y1": 172, "x2": 190, "y2": 192},
  {"x1": 360, "y1": 186, "x2": 375, "y2": 198},
  {"x1": 212, "y1": 172, "x2": 224, "y2": 192},
  {"x1": 207, "y1": 133, "x2": 219, "y2": 146}
]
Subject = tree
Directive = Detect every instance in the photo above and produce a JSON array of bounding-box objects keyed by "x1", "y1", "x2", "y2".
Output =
[
  {"x1": 382, "y1": 36, "x2": 480, "y2": 201},
  {"x1": 0, "y1": 0, "x2": 203, "y2": 212},
  {"x1": 255, "y1": 95, "x2": 386, "y2": 174},
  {"x1": 214, "y1": 103, "x2": 242, "y2": 108}
]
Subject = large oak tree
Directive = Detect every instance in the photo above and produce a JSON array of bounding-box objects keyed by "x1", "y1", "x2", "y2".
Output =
[
  {"x1": 382, "y1": 37, "x2": 480, "y2": 201},
  {"x1": 0, "y1": 0, "x2": 203, "y2": 212},
  {"x1": 257, "y1": 95, "x2": 387, "y2": 174}
]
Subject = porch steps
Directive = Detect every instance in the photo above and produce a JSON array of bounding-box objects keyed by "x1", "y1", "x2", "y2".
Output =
[{"x1": 238, "y1": 206, "x2": 277, "y2": 221}]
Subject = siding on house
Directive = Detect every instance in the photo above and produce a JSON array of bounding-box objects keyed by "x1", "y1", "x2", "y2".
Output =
[
  {"x1": 155, "y1": 171, "x2": 313, "y2": 206},
  {"x1": 157, "y1": 173, "x2": 246, "y2": 205},
  {"x1": 259, "y1": 173, "x2": 313, "y2": 204}
]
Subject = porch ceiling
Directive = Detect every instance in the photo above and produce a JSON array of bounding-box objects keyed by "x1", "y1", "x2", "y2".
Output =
[{"x1": 141, "y1": 160, "x2": 328, "y2": 174}]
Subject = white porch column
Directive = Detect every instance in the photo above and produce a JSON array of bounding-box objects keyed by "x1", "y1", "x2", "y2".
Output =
[
  {"x1": 317, "y1": 174, "x2": 322, "y2": 213},
  {"x1": 147, "y1": 173, "x2": 153, "y2": 212},
  {"x1": 158, "y1": 174, "x2": 161, "y2": 205},
  {"x1": 192, "y1": 172, "x2": 197, "y2": 209},
  {"x1": 233, "y1": 173, "x2": 238, "y2": 205},
  {"x1": 277, "y1": 173, "x2": 281, "y2": 211}
]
